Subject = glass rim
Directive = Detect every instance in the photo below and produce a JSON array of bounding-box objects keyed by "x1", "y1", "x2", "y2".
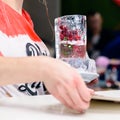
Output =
[{"x1": 55, "y1": 14, "x2": 86, "y2": 21}]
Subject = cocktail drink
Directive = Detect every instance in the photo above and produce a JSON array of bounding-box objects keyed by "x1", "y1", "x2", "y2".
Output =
[{"x1": 55, "y1": 15, "x2": 87, "y2": 70}]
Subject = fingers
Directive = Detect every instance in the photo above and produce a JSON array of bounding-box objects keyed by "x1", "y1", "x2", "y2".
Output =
[
  {"x1": 66, "y1": 86, "x2": 90, "y2": 112},
  {"x1": 87, "y1": 79, "x2": 98, "y2": 86},
  {"x1": 75, "y1": 76, "x2": 92, "y2": 102},
  {"x1": 73, "y1": 68, "x2": 94, "y2": 102},
  {"x1": 56, "y1": 81, "x2": 92, "y2": 112},
  {"x1": 88, "y1": 88, "x2": 94, "y2": 95},
  {"x1": 57, "y1": 86, "x2": 74, "y2": 109},
  {"x1": 50, "y1": 79, "x2": 92, "y2": 112},
  {"x1": 52, "y1": 92, "x2": 72, "y2": 109}
]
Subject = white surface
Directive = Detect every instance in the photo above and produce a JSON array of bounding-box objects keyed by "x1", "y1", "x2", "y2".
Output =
[
  {"x1": 93, "y1": 90, "x2": 120, "y2": 102},
  {"x1": 0, "y1": 95, "x2": 120, "y2": 120}
]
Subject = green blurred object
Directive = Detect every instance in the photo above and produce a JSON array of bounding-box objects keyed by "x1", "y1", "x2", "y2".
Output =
[{"x1": 61, "y1": 0, "x2": 120, "y2": 29}]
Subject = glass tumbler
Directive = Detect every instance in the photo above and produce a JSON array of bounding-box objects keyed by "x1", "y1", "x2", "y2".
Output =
[{"x1": 55, "y1": 15, "x2": 88, "y2": 71}]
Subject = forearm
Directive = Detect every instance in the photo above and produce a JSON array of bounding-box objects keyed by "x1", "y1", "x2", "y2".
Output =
[{"x1": 0, "y1": 56, "x2": 47, "y2": 86}]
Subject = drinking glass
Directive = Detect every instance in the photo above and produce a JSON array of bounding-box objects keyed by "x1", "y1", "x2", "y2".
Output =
[
  {"x1": 55, "y1": 15, "x2": 88, "y2": 70},
  {"x1": 55, "y1": 15, "x2": 99, "y2": 82}
]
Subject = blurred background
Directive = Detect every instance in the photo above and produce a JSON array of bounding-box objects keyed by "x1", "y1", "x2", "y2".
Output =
[
  {"x1": 62, "y1": 0, "x2": 120, "y2": 29},
  {"x1": 23, "y1": 0, "x2": 120, "y2": 54},
  {"x1": 23, "y1": 0, "x2": 120, "y2": 90}
]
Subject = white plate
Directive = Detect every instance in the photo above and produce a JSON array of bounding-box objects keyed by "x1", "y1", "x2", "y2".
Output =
[
  {"x1": 79, "y1": 71, "x2": 99, "y2": 83},
  {"x1": 92, "y1": 90, "x2": 120, "y2": 102}
]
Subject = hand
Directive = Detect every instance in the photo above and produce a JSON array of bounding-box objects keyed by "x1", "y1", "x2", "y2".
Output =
[
  {"x1": 42, "y1": 57, "x2": 94, "y2": 113},
  {"x1": 87, "y1": 78, "x2": 98, "y2": 87}
]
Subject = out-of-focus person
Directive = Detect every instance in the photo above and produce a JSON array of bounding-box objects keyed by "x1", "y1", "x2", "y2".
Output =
[
  {"x1": 102, "y1": 35, "x2": 120, "y2": 59},
  {"x1": 87, "y1": 11, "x2": 115, "y2": 59},
  {"x1": 101, "y1": 34, "x2": 120, "y2": 81}
]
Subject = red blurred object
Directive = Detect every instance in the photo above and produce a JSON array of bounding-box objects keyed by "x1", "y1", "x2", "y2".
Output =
[{"x1": 113, "y1": 0, "x2": 120, "y2": 6}]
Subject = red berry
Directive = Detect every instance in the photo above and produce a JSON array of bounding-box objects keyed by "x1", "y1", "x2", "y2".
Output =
[
  {"x1": 68, "y1": 34, "x2": 73, "y2": 41},
  {"x1": 59, "y1": 25, "x2": 64, "y2": 30},
  {"x1": 74, "y1": 35, "x2": 81, "y2": 40},
  {"x1": 60, "y1": 34, "x2": 64, "y2": 40},
  {"x1": 61, "y1": 30, "x2": 69, "y2": 37},
  {"x1": 63, "y1": 26, "x2": 68, "y2": 32}
]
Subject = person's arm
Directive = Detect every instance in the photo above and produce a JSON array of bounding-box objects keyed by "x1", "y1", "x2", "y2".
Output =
[
  {"x1": 0, "y1": 56, "x2": 94, "y2": 113},
  {"x1": 0, "y1": 56, "x2": 46, "y2": 85}
]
